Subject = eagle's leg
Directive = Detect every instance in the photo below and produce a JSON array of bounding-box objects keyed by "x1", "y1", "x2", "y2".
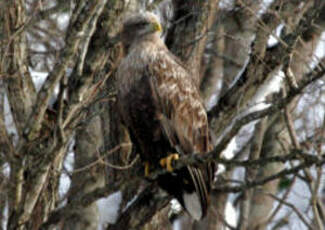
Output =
[
  {"x1": 144, "y1": 161, "x2": 150, "y2": 177},
  {"x1": 160, "y1": 153, "x2": 179, "y2": 172}
]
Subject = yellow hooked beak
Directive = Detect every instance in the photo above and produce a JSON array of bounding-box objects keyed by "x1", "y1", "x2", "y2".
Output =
[{"x1": 152, "y1": 21, "x2": 162, "y2": 33}]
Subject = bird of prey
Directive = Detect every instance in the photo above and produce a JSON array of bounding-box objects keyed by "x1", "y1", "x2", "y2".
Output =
[{"x1": 116, "y1": 12, "x2": 214, "y2": 220}]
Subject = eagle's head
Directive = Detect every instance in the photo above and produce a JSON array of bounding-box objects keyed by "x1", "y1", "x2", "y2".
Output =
[{"x1": 120, "y1": 12, "x2": 162, "y2": 48}]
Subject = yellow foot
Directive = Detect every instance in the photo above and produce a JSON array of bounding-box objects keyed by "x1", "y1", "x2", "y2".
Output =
[
  {"x1": 144, "y1": 161, "x2": 150, "y2": 177},
  {"x1": 160, "y1": 153, "x2": 179, "y2": 172}
]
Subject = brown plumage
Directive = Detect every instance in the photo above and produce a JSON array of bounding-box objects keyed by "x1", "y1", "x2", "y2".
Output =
[{"x1": 116, "y1": 12, "x2": 214, "y2": 220}]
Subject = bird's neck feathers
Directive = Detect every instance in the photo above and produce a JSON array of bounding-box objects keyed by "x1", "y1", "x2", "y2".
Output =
[
  {"x1": 127, "y1": 33, "x2": 163, "y2": 55},
  {"x1": 124, "y1": 33, "x2": 165, "y2": 68}
]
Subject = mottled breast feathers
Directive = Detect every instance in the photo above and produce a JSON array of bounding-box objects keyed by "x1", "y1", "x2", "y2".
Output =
[
  {"x1": 116, "y1": 25, "x2": 214, "y2": 220},
  {"x1": 117, "y1": 41, "x2": 211, "y2": 155}
]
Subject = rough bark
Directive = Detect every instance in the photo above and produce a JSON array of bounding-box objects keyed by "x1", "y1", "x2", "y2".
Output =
[
  {"x1": 63, "y1": 116, "x2": 104, "y2": 230},
  {"x1": 108, "y1": 184, "x2": 171, "y2": 230},
  {"x1": 219, "y1": 0, "x2": 263, "y2": 96},
  {"x1": 2, "y1": 0, "x2": 36, "y2": 135},
  {"x1": 247, "y1": 115, "x2": 288, "y2": 229},
  {"x1": 238, "y1": 119, "x2": 267, "y2": 230},
  {"x1": 166, "y1": 0, "x2": 219, "y2": 86}
]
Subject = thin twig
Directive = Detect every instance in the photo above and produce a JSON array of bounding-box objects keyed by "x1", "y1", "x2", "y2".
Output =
[
  {"x1": 267, "y1": 176, "x2": 297, "y2": 223},
  {"x1": 266, "y1": 192, "x2": 314, "y2": 230},
  {"x1": 284, "y1": 102, "x2": 301, "y2": 149},
  {"x1": 72, "y1": 143, "x2": 133, "y2": 173}
]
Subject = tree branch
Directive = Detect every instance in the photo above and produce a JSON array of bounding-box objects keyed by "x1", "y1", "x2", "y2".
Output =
[{"x1": 22, "y1": 0, "x2": 107, "y2": 142}]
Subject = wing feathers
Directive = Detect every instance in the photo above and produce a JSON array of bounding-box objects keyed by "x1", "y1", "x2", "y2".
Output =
[
  {"x1": 148, "y1": 52, "x2": 210, "y2": 154},
  {"x1": 148, "y1": 49, "x2": 213, "y2": 219},
  {"x1": 187, "y1": 166, "x2": 209, "y2": 217}
]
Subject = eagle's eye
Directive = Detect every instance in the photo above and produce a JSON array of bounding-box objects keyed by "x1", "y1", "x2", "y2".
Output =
[{"x1": 136, "y1": 21, "x2": 147, "y2": 27}]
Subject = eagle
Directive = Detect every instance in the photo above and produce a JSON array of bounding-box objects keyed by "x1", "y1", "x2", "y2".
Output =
[{"x1": 116, "y1": 12, "x2": 214, "y2": 220}]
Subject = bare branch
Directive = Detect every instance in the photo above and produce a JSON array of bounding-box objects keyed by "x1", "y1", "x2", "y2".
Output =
[
  {"x1": 266, "y1": 192, "x2": 313, "y2": 229},
  {"x1": 22, "y1": 0, "x2": 107, "y2": 142}
]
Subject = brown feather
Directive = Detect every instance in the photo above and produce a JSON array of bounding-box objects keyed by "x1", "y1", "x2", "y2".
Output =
[{"x1": 116, "y1": 12, "x2": 215, "y2": 220}]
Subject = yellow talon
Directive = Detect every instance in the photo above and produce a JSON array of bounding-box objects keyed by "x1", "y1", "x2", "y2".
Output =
[
  {"x1": 144, "y1": 161, "x2": 150, "y2": 177},
  {"x1": 160, "y1": 153, "x2": 179, "y2": 172}
]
